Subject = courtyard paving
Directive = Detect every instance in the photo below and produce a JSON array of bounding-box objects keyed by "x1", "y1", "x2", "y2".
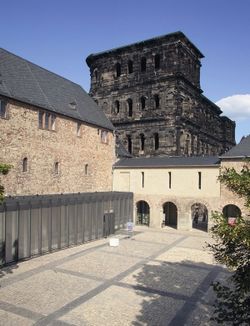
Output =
[{"x1": 0, "y1": 226, "x2": 228, "y2": 325}]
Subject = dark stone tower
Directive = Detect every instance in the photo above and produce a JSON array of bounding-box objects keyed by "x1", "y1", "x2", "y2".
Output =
[{"x1": 86, "y1": 31, "x2": 235, "y2": 157}]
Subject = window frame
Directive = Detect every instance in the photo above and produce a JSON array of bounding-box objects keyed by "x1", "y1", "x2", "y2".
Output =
[
  {"x1": 0, "y1": 100, "x2": 8, "y2": 119},
  {"x1": 101, "y1": 130, "x2": 109, "y2": 144}
]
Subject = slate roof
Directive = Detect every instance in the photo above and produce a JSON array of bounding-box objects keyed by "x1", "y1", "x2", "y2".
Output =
[
  {"x1": 0, "y1": 48, "x2": 114, "y2": 130},
  {"x1": 220, "y1": 135, "x2": 250, "y2": 158},
  {"x1": 114, "y1": 156, "x2": 220, "y2": 168}
]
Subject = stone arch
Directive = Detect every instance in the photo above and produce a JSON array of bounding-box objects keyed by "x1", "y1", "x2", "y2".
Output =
[
  {"x1": 191, "y1": 202, "x2": 208, "y2": 231},
  {"x1": 223, "y1": 204, "x2": 241, "y2": 219},
  {"x1": 162, "y1": 202, "x2": 178, "y2": 228},
  {"x1": 136, "y1": 200, "x2": 150, "y2": 226}
]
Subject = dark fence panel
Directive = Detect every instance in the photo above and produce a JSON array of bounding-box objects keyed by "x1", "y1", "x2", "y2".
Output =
[{"x1": 0, "y1": 191, "x2": 133, "y2": 265}]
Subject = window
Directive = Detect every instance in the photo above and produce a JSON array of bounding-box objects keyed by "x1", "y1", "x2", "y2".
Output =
[
  {"x1": 127, "y1": 99, "x2": 133, "y2": 117},
  {"x1": 168, "y1": 172, "x2": 172, "y2": 189},
  {"x1": 22, "y1": 157, "x2": 28, "y2": 172},
  {"x1": 114, "y1": 100, "x2": 120, "y2": 114},
  {"x1": 154, "y1": 54, "x2": 160, "y2": 70},
  {"x1": 141, "y1": 57, "x2": 146, "y2": 72},
  {"x1": 101, "y1": 130, "x2": 109, "y2": 144},
  {"x1": 154, "y1": 94, "x2": 160, "y2": 108},
  {"x1": 0, "y1": 100, "x2": 7, "y2": 118},
  {"x1": 127, "y1": 135, "x2": 132, "y2": 154},
  {"x1": 85, "y1": 164, "x2": 88, "y2": 176},
  {"x1": 54, "y1": 162, "x2": 59, "y2": 174},
  {"x1": 141, "y1": 172, "x2": 145, "y2": 188},
  {"x1": 140, "y1": 134, "x2": 145, "y2": 151},
  {"x1": 128, "y1": 60, "x2": 133, "y2": 74},
  {"x1": 94, "y1": 68, "x2": 98, "y2": 80},
  {"x1": 77, "y1": 122, "x2": 81, "y2": 136},
  {"x1": 140, "y1": 96, "x2": 146, "y2": 110},
  {"x1": 115, "y1": 62, "x2": 121, "y2": 77},
  {"x1": 38, "y1": 111, "x2": 56, "y2": 131},
  {"x1": 198, "y1": 172, "x2": 202, "y2": 189},
  {"x1": 154, "y1": 133, "x2": 159, "y2": 150}
]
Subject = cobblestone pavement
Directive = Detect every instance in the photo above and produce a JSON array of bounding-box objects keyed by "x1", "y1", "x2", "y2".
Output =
[{"x1": 0, "y1": 226, "x2": 227, "y2": 326}]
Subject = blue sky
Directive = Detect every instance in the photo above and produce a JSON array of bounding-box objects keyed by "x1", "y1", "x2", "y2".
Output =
[{"x1": 1, "y1": 0, "x2": 249, "y2": 142}]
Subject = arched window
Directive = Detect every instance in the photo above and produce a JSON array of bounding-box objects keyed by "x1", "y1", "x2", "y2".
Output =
[
  {"x1": 127, "y1": 99, "x2": 133, "y2": 117},
  {"x1": 115, "y1": 62, "x2": 121, "y2": 77},
  {"x1": 94, "y1": 68, "x2": 98, "y2": 80},
  {"x1": 140, "y1": 134, "x2": 145, "y2": 151},
  {"x1": 154, "y1": 94, "x2": 160, "y2": 108},
  {"x1": 22, "y1": 157, "x2": 28, "y2": 172},
  {"x1": 141, "y1": 57, "x2": 146, "y2": 72},
  {"x1": 127, "y1": 135, "x2": 132, "y2": 154},
  {"x1": 154, "y1": 133, "x2": 159, "y2": 150},
  {"x1": 114, "y1": 100, "x2": 120, "y2": 114},
  {"x1": 140, "y1": 96, "x2": 146, "y2": 110},
  {"x1": 154, "y1": 54, "x2": 160, "y2": 70},
  {"x1": 128, "y1": 60, "x2": 133, "y2": 74}
]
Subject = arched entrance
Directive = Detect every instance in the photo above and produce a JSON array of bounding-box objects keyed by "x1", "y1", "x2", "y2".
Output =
[
  {"x1": 191, "y1": 203, "x2": 208, "y2": 231},
  {"x1": 136, "y1": 201, "x2": 150, "y2": 226},
  {"x1": 223, "y1": 204, "x2": 241, "y2": 219},
  {"x1": 163, "y1": 202, "x2": 177, "y2": 228}
]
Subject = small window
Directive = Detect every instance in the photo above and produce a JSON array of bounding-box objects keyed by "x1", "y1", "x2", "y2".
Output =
[
  {"x1": 85, "y1": 164, "x2": 88, "y2": 176},
  {"x1": 101, "y1": 130, "x2": 109, "y2": 144},
  {"x1": 77, "y1": 122, "x2": 81, "y2": 136},
  {"x1": 38, "y1": 111, "x2": 44, "y2": 128},
  {"x1": 114, "y1": 100, "x2": 120, "y2": 114},
  {"x1": 154, "y1": 54, "x2": 160, "y2": 70},
  {"x1": 154, "y1": 94, "x2": 160, "y2": 108},
  {"x1": 168, "y1": 172, "x2": 172, "y2": 189},
  {"x1": 127, "y1": 99, "x2": 133, "y2": 117},
  {"x1": 198, "y1": 172, "x2": 202, "y2": 189},
  {"x1": 154, "y1": 133, "x2": 159, "y2": 150},
  {"x1": 0, "y1": 100, "x2": 7, "y2": 118},
  {"x1": 54, "y1": 162, "x2": 59, "y2": 174},
  {"x1": 51, "y1": 114, "x2": 56, "y2": 131},
  {"x1": 140, "y1": 96, "x2": 146, "y2": 110},
  {"x1": 115, "y1": 62, "x2": 121, "y2": 77},
  {"x1": 128, "y1": 60, "x2": 133, "y2": 74},
  {"x1": 141, "y1": 172, "x2": 145, "y2": 188},
  {"x1": 94, "y1": 68, "x2": 98, "y2": 80},
  {"x1": 22, "y1": 157, "x2": 28, "y2": 172},
  {"x1": 141, "y1": 57, "x2": 146, "y2": 72}
]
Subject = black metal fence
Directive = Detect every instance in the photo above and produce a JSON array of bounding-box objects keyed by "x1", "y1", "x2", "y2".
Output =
[{"x1": 0, "y1": 191, "x2": 133, "y2": 265}]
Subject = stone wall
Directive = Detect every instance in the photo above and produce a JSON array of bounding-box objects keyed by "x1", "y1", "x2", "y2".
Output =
[
  {"x1": 0, "y1": 99, "x2": 115, "y2": 195},
  {"x1": 87, "y1": 32, "x2": 235, "y2": 157}
]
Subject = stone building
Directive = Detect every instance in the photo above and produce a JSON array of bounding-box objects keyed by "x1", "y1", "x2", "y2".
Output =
[
  {"x1": 86, "y1": 31, "x2": 235, "y2": 157},
  {"x1": 0, "y1": 48, "x2": 115, "y2": 196}
]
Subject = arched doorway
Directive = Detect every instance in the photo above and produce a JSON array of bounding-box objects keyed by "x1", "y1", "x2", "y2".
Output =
[
  {"x1": 223, "y1": 204, "x2": 241, "y2": 219},
  {"x1": 163, "y1": 202, "x2": 177, "y2": 228},
  {"x1": 191, "y1": 203, "x2": 208, "y2": 231},
  {"x1": 136, "y1": 201, "x2": 150, "y2": 226}
]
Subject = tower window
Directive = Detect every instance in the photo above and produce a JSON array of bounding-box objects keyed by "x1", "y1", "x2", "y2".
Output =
[
  {"x1": 22, "y1": 157, "x2": 28, "y2": 172},
  {"x1": 154, "y1": 54, "x2": 160, "y2": 70},
  {"x1": 115, "y1": 62, "x2": 121, "y2": 77},
  {"x1": 141, "y1": 57, "x2": 146, "y2": 72},
  {"x1": 140, "y1": 134, "x2": 145, "y2": 151},
  {"x1": 127, "y1": 99, "x2": 133, "y2": 117},
  {"x1": 140, "y1": 96, "x2": 146, "y2": 110},
  {"x1": 115, "y1": 100, "x2": 120, "y2": 114},
  {"x1": 128, "y1": 60, "x2": 133, "y2": 74},
  {"x1": 154, "y1": 94, "x2": 160, "y2": 108},
  {"x1": 154, "y1": 133, "x2": 159, "y2": 150},
  {"x1": 127, "y1": 135, "x2": 132, "y2": 154}
]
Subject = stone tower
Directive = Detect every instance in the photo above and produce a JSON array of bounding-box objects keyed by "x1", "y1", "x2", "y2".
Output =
[{"x1": 86, "y1": 31, "x2": 235, "y2": 157}]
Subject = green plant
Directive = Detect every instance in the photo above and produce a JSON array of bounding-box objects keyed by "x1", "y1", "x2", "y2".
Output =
[{"x1": 0, "y1": 163, "x2": 11, "y2": 203}]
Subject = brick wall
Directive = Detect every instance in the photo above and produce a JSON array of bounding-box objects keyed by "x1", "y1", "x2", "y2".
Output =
[{"x1": 0, "y1": 99, "x2": 115, "y2": 195}]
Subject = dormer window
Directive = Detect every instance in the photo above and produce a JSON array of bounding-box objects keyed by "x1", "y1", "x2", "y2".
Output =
[{"x1": 69, "y1": 101, "x2": 77, "y2": 110}]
